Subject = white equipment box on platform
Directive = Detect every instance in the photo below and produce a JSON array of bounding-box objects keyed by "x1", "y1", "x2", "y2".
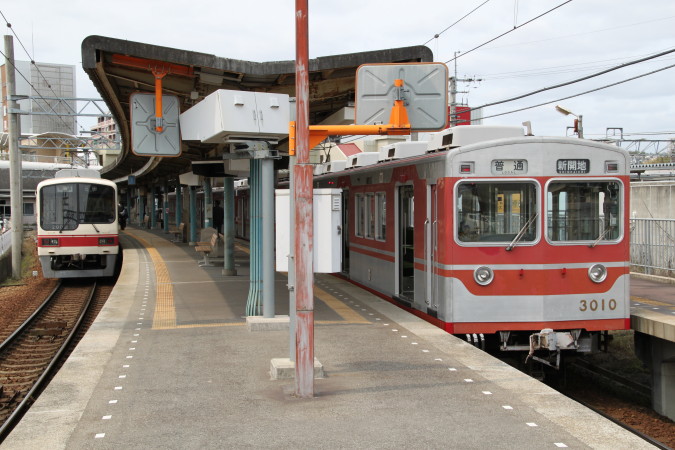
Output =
[
  {"x1": 179, "y1": 89, "x2": 290, "y2": 143},
  {"x1": 275, "y1": 188, "x2": 342, "y2": 273}
]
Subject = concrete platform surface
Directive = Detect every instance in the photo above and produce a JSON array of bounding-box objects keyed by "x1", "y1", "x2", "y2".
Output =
[
  {"x1": 3, "y1": 227, "x2": 656, "y2": 449},
  {"x1": 631, "y1": 275, "x2": 675, "y2": 342}
]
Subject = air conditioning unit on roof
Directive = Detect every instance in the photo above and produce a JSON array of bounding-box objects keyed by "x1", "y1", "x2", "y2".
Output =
[
  {"x1": 325, "y1": 160, "x2": 347, "y2": 173},
  {"x1": 346, "y1": 152, "x2": 379, "y2": 169},
  {"x1": 426, "y1": 125, "x2": 524, "y2": 152},
  {"x1": 378, "y1": 141, "x2": 428, "y2": 161}
]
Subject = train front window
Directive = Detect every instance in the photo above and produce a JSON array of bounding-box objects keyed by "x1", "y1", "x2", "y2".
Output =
[
  {"x1": 547, "y1": 180, "x2": 621, "y2": 243},
  {"x1": 456, "y1": 181, "x2": 537, "y2": 243},
  {"x1": 40, "y1": 183, "x2": 115, "y2": 231}
]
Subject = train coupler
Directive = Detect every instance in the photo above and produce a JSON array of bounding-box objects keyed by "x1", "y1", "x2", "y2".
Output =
[{"x1": 524, "y1": 329, "x2": 585, "y2": 370}]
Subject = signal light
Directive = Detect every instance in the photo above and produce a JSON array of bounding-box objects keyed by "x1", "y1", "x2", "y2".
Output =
[{"x1": 460, "y1": 163, "x2": 474, "y2": 174}]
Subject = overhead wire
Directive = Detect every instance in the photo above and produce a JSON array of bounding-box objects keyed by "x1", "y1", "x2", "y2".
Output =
[
  {"x1": 482, "y1": 51, "x2": 675, "y2": 79},
  {"x1": 484, "y1": 15, "x2": 675, "y2": 52},
  {"x1": 474, "y1": 62, "x2": 675, "y2": 121},
  {"x1": 444, "y1": 0, "x2": 574, "y2": 63},
  {"x1": 472, "y1": 47, "x2": 675, "y2": 111},
  {"x1": 422, "y1": 0, "x2": 492, "y2": 46},
  {"x1": 1, "y1": 9, "x2": 85, "y2": 134}
]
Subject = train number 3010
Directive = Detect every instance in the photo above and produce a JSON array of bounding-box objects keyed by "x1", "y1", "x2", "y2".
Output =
[{"x1": 579, "y1": 298, "x2": 617, "y2": 312}]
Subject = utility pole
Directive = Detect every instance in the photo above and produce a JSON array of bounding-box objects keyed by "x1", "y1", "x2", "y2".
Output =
[
  {"x1": 294, "y1": 0, "x2": 314, "y2": 398},
  {"x1": 5, "y1": 35, "x2": 23, "y2": 279},
  {"x1": 449, "y1": 51, "x2": 481, "y2": 127}
]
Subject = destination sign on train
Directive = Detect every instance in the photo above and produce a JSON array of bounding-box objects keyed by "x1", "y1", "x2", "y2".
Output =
[
  {"x1": 557, "y1": 159, "x2": 590, "y2": 174},
  {"x1": 491, "y1": 159, "x2": 528, "y2": 175}
]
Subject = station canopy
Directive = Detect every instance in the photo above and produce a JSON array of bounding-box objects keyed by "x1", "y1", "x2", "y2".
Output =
[{"x1": 81, "y1": 35, "x2": 432, "y2": 183}]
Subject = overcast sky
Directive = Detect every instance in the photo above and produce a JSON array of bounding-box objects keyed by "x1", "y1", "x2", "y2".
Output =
[{"x1": 2, "y1": 0, "x2": 674, "y2": 151}]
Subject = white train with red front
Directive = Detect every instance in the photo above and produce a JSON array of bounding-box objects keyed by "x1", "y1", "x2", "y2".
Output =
[
  {"x1": 36, "y1": 168, "x2": 119, "y2": 278},
  {"x1": 313, "y1": 125, "x2": 630, "y2": 367}
]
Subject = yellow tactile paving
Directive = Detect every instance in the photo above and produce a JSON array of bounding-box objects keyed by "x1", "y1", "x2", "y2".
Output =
[
  {"x1": 314, "y1": 285, "x2": 370, "y2": 324},
  {"x1": 631, "y1": 296, "x2": 674, "y2": 308},
  {"x1": 124, "y1": 231, "x2": 176, "y2": 330},
  {"x1": 125, "y1": 230, "x2": 369, "y2": 329}
]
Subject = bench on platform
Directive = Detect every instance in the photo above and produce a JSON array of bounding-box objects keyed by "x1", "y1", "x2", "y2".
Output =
[
  {"x1": 194, "y1": 232, "x2": 219, "y2": 266},
  {"x1": 169, "y1": 222, "x2": 185, "y2": 243}
]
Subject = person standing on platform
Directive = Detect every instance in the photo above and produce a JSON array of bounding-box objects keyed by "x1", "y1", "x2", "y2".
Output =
[
  {"x1": 213, "y1": 200, "x2": 224, "y2": 234},
  {"x1": 118, "y1": 203, "x2": 127, "y2": 230}
]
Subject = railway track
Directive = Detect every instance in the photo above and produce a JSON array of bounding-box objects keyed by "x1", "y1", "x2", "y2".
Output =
[
  {"x1": 0, "y1": 279, "x2": 110, "y2": 442},
  {"x1": 556, "y1": 358, "x2": 674, "y2": 448}
]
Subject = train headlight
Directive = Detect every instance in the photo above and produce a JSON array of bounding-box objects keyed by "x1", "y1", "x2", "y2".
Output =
[
  {"x1": 41, "y1": 238, "x2": 59, "y2": 246},
  {"x1": 474, "y1": 266, "x2": 494, "y2": 286},
  {"x1": 98, "y1": 237, "x2": 116, "y2": 246},
  {"x1": 588, "y1": 264, "x2": 607, "y2": 283}
]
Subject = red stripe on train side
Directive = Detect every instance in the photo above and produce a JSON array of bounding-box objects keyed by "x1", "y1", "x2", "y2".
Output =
[
  {"x1": 37, "y1": 235, "x2": 118, "y2": 247},
  {"x1": 443, "y1": 266, "x2": 629, "y2": 296},
  {"x1": 331, "y1": 274, "x2": 630, "y2": 335},
  {"x1": 350, "y1": 245, "x2": 395, "y2": 263}
]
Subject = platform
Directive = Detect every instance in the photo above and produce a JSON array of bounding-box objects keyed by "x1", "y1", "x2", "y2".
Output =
[
  {"x1": 629, "y1": 274, "x2": 675, "y2": 421},
  {"x1": 3, "y1": 226, "x2": 656, "y2": 449}
]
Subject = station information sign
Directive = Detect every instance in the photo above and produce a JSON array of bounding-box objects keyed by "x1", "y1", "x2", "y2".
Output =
[
  {"x1": 556, "y1": 159, "x2": 590, "y2": 174},
  {"x1": 491, "y1": 159, "x2": 528, "y2": 175}
]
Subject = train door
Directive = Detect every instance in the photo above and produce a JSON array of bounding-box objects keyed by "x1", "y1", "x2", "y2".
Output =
[
  {"x1": 341, "y1": 190, "x2": 350, "y2": 275},
  {"x1": 398, "y1": 185, "x2": 415, "y2": 301},
  {"x1": 497, "y1": 190, "x2": 524, "y2": 234},
  {"x1": 426, "y1": 184, "x2": 438, "y2": 312}
]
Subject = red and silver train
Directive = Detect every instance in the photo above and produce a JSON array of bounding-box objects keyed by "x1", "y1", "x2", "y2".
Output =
[
  {"x1": 313, "y1": 125, "x2": 630, "y2": 366},
  {"x1": 36, "y1": 168, "x2": 119, "y2": 278}
]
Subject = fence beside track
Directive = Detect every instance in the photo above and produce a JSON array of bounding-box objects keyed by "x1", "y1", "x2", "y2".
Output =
[{"x1": 630, "y1": 218, "x2": 675, "y2": 277}]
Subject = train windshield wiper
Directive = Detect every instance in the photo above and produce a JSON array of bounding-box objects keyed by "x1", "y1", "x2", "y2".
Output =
[
  {"x1": 91, "y1": 223, "x2": 100, "y2": 233},
  {"x1": 506, "y1": 212, "x2": 538, "y2": 251},
  {"x1": 589, "y1": 226, "x2": 613, "y2": 248}
]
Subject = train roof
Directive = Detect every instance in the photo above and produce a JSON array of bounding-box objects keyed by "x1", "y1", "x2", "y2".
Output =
[
  {"x1": 37, "y1": 174, "x2": 117, "y2": 189},
  {"x1": 315, "y1": 132, "x2": 630, "y2": 179}
]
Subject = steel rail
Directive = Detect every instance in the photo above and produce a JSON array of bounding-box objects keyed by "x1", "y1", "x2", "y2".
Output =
[
  {"x1": 0, "y1": 281, "x2": 61, "y2": 352},
  {"x1": 0, "y1": 281, "x2": 97, "y2": 442}
]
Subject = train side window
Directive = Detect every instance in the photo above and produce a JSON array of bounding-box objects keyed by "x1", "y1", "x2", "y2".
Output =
[
  {"x1": 375, "y1": 192, "x2": 386, "y2": 241},
  {"x1": 365, "y1": 193, "x2": 375, "y2": 239},
  {"x1": 456, "y1": 181, "x2": 537, "y2": 243},
  {"x1": 547, "y1": 180, "x2": 621, "y2": 243},
  {"x1": 355, "y1": 193, "x2": 365, "y2": 238}
]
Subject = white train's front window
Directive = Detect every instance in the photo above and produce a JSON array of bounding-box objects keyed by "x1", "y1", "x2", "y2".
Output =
[
  {"x1": 547, "y1": 180, "x2": 621, "y2": 243},
  {"x1": 40, "y1": 183, "x2": 116, "y2": 231},
  {"x1": 456, "y1": 181, "x2": 537, "y2": 243}
]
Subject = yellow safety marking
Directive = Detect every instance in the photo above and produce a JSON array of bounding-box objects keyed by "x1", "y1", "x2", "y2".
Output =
[
  {"x1": 631, "y1": 296, "x2": 674, "y2": 308},
  {"x1": 172, "y1": 322, "x2": 245, "y2": 329},
  {"x1": 125, "y1": 231, "x2": 176, "y2": 329},
  {"x1": 154, "y1": 320, "x2": 359, "y2": 330},
  {"x1": 235, "y1": 243, "x2": 250, "y2": 254},
  {"x1": 126, "y1": 231, "x2": 370, "y2": 328},
  {"x1": 314, "y1": 285, "x2": 370, "y2": 324}
]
